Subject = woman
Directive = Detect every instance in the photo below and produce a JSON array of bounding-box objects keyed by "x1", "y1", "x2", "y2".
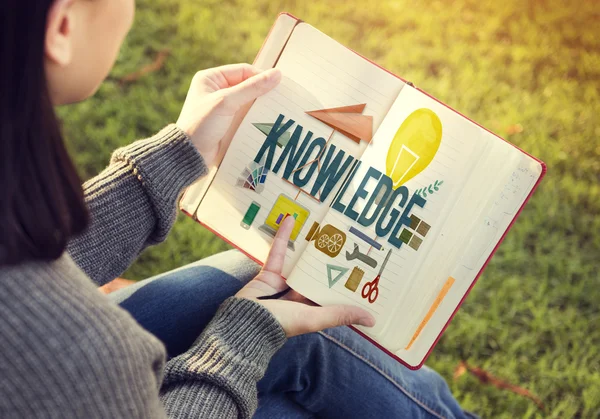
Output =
[{"x1": 0, "y1": 0, "x2": 473, "y2": 417}]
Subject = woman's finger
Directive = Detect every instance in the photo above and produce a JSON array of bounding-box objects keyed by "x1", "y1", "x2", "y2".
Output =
[
  {"x1": 199, "y1": 63, "x2": 262, "y2": 90},
  {"x1": 298, "y1": 305, "x2": 376, "y2": 335},
  {"x1": 262, "y1": 216, "x2": 294, "y2": 275},
  {"x1": 221, "y1": 68, "x2": 281, "y2": 109}
]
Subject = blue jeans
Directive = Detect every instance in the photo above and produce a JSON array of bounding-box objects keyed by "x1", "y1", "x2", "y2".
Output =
[{"x1": 109, "y1": 250, "x2": 473, "y2": 418}]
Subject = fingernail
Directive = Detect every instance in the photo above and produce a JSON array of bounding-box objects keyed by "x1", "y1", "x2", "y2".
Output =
[
  {"x1": 359, "y1": 315, "x2": 376, "y2": 327},
  {"x1": 263, "y1": 68, "x2": 282, "y2": 86},
  {"x1": 283, "y1": 215, "x2": 295, "y2": 228}
]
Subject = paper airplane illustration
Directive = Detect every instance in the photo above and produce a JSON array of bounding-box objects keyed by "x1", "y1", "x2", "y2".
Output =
[
  {"x1": 306, "y1": 103, "x2": 373, "y2": 144},
  {"x1": 252, "y1": 123, "x2": 292, "y2": 148}
]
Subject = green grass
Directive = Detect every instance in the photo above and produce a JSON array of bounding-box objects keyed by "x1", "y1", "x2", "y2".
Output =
[{"x1": 59, "y1": 0, "x2": 600, "y2": 416}]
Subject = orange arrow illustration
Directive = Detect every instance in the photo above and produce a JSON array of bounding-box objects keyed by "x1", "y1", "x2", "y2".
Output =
[
  {"x1": 290, "y1": 103, "x2": 373, "y2": 202},
  {"x1": 306, "y1": 103, "x2": 373, "y2": 144}
]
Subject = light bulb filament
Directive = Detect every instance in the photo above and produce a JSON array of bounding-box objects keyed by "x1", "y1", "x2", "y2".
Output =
[{"x1": 390, "y1": 144, "x2": 420, "y2": 188}]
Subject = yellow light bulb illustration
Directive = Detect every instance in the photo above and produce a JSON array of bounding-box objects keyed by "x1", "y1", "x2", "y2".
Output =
[{"x1": 386, "y1": 108, "x2": 442, "y2": 189}]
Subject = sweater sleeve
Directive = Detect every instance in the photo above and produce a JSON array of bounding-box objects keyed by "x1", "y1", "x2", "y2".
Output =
[
  {"x1": 68, "y1": 125, "x2": 207, "y2": 285},
  {"x1": 160, "y1": 297, "x2": 287, "y2": 418},
  {"x1": 0, "y1": 257, "x2": 286, "y2": 418}
]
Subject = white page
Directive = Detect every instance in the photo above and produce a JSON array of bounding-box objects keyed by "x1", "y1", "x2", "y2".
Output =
[
  {"x1": 287, "y1": 86, "x2": 485, "y2": 336},
  {"x1": 286, "y1": 86, "x2": 544, "y2": 367},
  {"x1": 394, "y1": 144, "x2": 543, "y2": 366},
  {"x1": 196, "y1": 23, "x2": 405, "y2": 277}
]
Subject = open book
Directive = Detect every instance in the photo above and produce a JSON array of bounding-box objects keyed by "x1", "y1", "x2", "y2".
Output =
[{"x1": 180, "y1": 13, "x2": 546, "y2": 369}]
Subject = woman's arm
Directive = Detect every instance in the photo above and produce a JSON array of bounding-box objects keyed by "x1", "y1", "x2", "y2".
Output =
[
  {"x1": 67, "y1": 125, "x2": 206, "y2": 286},
  {"x1": 0, "y1": 251, "x2": 283, "y2": 418},
  {"x1": 68, "y1": 64, "x2": 282, "y2": 286},
  {"x1": 160, "y1": 297, "x2": 286, "y2": 417}
]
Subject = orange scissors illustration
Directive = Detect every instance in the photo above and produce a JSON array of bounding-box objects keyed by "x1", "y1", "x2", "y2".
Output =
[{"x1": 361, "y1": 249, "x2": 392, "y2": 304}]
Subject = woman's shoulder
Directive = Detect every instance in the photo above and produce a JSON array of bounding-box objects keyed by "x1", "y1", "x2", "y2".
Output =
[
  {"x1": 1, "y1": 252, "x2": 162, "y2": 347},
  {"x1": 0, "y1": 254, "x2": 167, "y2": 416},
  {"x1": 0, "y1": 253, "x2": 166, "y2": 376}
]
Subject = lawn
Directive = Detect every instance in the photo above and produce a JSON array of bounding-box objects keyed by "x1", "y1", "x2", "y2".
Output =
[{"x1": 59, "y1": 0, "x2": 600, "y2": 417}]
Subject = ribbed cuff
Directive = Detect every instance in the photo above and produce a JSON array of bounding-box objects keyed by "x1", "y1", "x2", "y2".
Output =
[
  {"x1": 202, "y1": 297, "x2": 287, "y2": 362},
  {"x1": 161, "y1": 297, "x2": 287, "y2": 417},
  {"x1": 111, "y1": 125, "x2": 207, "y2": 201},
  {"x1": 110, "y1": 125, "x2": 208, "y2": 240}
]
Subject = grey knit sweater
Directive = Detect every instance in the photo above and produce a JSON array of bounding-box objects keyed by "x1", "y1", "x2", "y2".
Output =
[{"x1": 0, "y1": 126, "x2": 287, "y2": 418}]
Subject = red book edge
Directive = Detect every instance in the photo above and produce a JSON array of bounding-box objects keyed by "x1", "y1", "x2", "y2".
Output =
[{"x1": 181, "y1": 12, "x2": 548, "y2": 370}]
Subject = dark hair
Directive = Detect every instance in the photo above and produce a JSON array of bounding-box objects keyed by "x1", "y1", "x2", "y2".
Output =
[{"x1": 0, "y1": 1, "x2": 89, "y2": 266}]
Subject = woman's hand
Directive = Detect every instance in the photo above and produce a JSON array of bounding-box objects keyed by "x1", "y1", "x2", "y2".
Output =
[
  {"x1": 176, "y1": 63, "x2": 282, "y2": 165},
  {"x1": 236, "y1": 217, "x2": 376, "y2": 337}
]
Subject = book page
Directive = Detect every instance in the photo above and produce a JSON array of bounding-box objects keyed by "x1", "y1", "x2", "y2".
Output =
[
  {"x1": 287, "y1": 86, "x2": 543, "y2": 367},
  {"x1": 196, "y1": 23, "x2": 405, "y2": 276},
  {"x1": 392, "y1": 143, "x2": 543, "y2": 365},
  {"x1": 286, "y1": 86, "x2": 485, "y2": 335}
]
